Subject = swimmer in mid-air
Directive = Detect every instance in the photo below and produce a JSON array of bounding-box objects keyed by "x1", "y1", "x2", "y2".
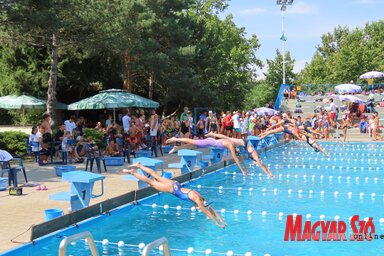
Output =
[
  {"x1": 166, "y1": 134, "x2": 274, "y2": 177},
  {"x1": 298, "y1": 128, "x2": 330, "y2": 158},
  {"x1": 258, "y1": 113, "x2": 305, "y2": 145},
  {"x1": 122, "y1": 162, "x2": 227, "y2": 229}
]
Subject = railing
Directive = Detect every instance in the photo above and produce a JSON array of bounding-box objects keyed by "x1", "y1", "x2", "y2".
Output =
[
  {"x1": 59, "y1": 231, "x2": 99, "y2": 256},
  {"x1": 142, "y1": 237, "x2": 171, "y2": 256}
]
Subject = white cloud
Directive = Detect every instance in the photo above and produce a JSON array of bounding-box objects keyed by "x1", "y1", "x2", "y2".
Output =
[
  {"x1": 285, "y1": 1, "x2": 318, "y2": 15},
  {"x1": 237, "y1": 8, "x2": 267, "y2": 15}
]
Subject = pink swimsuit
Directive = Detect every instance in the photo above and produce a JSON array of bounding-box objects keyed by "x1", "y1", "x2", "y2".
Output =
[{"x1": 193, "y1": 138, "x2": 226, "y2": 149}]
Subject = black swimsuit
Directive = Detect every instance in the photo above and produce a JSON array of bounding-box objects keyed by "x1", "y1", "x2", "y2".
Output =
[
  {"x1": 304, "y1": 134, "x2": 320, "y2": 152},
  {"x1": 181, "y1": 121, "x2": 189, "y2": 135}
]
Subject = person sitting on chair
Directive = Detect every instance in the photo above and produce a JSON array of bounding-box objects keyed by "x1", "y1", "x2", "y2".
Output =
[{"x1": 104, "y1": 139, "x2": 121, "y2": 157}]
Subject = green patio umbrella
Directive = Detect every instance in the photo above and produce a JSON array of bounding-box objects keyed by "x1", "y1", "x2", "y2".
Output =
[
  {"x1": 0, "y1": 95, "x2": 46, "y2": 109},
  {"x1": 67, "y1": 89, "x2": 160, "y2": 119},
  {"x1": 0, "y1": 95, "x2": 67, "y2": 110}
]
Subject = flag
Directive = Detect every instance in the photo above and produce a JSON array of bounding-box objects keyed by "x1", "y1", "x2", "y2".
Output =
[{"x1": 280, "y1": 33, "x2": 287, "y2": 41}]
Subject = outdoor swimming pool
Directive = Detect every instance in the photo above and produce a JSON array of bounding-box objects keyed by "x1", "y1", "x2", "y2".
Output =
[{"x1": 2, "y1": 142, "x2": 384, "y2": 256}]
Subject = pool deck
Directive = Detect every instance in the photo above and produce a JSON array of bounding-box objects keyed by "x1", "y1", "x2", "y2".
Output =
[{"x1": 0, "y1": 148, "x2": 211, "y2": 253}]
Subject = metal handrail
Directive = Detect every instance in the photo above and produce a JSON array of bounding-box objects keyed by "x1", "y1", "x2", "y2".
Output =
[
  {"x1": 59, "y1": 231, "x2": 99, "y2": 256},
  {"x1": 142, "y1": 237, "x2": 171, "y2": 256}
]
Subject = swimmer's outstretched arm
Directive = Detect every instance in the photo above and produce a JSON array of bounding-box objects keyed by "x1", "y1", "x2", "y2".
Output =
[
  {"x1": 247, "y1": 144, "x2": 274, "y2": 178},
  {"x1": 226, "y1": 143, "x2": 247, "y2": 176},
  {"x1": 238, "y1": 154, "x2": 250, "y2": 173},
  {"x1": 311, "y1": 141, "x2": 330, "y2": 158},
  {"x1": 189, "y1": 192, "x2": 227, "y2": 229},
  {"x1": 258, "y1": 126, "x2": 284, "y2": 139}
]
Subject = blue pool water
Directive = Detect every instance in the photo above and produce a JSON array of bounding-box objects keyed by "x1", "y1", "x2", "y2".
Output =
[{"x1": 3, "y1": 142, "x2": 384, "y2": 256}]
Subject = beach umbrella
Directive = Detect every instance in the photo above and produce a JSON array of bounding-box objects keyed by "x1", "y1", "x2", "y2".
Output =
[
  {"x1": 359, "y1": 71, "x2": 384, "y2": 79},
  {"x1": 0, "y1": 95, "x2": 46, "y2": 109},
  {"x1": 0, "y1": 95, "x2": 67, "y2": 110},
  {"x1": 67, "y1": 89, "x2": 160, "y2": 120},
  {"x1": 0, "y1": 150, "x2": 13, "y2": 161},
  {"x1": 334, "y1": 84, "x2": 362, "y2": 94},
  {"x1": 254, "y1": 107, "x2": 278, "y2": 116},
  {"x1": 332, "y1": 95, "x2": 366, "y2": 104}
]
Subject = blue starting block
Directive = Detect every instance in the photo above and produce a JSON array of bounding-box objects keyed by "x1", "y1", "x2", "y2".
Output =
[
  {"x1": 54, "y1": 165, "x2": 76, "y2": 177},
  {"x1": 49, "y1": 171, "x2": 105, "y2": 212},
  {"x1": 168, "y1": 149, "x2": 203, "y2": 175},
  {"x1": 247, "y1": 136, "x2": 261, "y2": 150},
  {"x1": 210, "y1": 147, "x2": 225, "y2": 164},
  {"x1": 104, "y1": 157, "x2": 125, "y2": 166},
  {"x1": 266, "y1": 134, "x2": 278, "y2": 146},
  {"x1": 162, "y1": 145, "x2": 173, "y2": 154},
  {"x1": 274, "y1": 132, "x2": 284, "y2": 142},
  {"x1": 134, "y1": 150, "x2": 152, "y2": 158}
]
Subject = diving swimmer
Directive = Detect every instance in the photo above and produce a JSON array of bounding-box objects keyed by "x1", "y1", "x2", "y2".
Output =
[{"x1": 122, "y1": 162, "x2": 227, "y2": 229}]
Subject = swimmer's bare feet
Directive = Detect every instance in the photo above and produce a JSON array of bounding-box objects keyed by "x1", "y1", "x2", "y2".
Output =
[
  {"x1": 166, "y1": 137, "x2": 177, "y2": 144},
  {"x1": 168, "y1": 146, "x2": 178, "y2": 154},
  {"x1": 121, "y1": 168, "x2": 137, "y2": 174},
  {"x1": 128, "y1": 162, "x2": 141, "y2": 169}
]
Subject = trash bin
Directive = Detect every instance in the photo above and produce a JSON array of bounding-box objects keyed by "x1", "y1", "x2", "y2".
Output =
[{"x1": 44, "y1": 208, "x2": 63, "y2": 221}]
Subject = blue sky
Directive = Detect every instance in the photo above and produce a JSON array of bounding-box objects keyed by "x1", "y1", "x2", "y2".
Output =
[{"x1": 223, "y1": 0, "x2": 384, "y2": 77}]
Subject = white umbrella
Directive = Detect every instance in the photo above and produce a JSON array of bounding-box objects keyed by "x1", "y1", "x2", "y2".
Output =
[
  {"x1": 254, "y1": 107, "x2": 278, "y2": 116},
  {"x1": 334, "y1": 84, "x2": 362, "y2": 94},
  {"x1": 333, "y1": 95, "x2": 366, "y2": 104},
  {"x1": 0, "y1": 150, "x2": 13, "y2": 161},
  {"x1": 359, "y1": 71, "x2": 384, "y2": 79}
]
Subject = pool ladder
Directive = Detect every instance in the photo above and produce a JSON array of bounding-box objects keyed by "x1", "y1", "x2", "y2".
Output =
[
  {"x1": 58, "y1": 231, "x2": 99, "y2": 256},
  {"x1": 58, "y1": 231, "x2": 171, "y2": 256},
  {"x1": 142, "y1": 237, "x2": 171, "y2": 256}
]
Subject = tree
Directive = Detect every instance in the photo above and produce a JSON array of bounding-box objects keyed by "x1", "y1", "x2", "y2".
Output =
[
  {"x1": 264, "y1": 49, "x2": 295, "y2": 92},
  {"x1": 243, "y1": 80, "x2": 276, "y2": 109},
  {"x1": 298, "y1": 21, "x2": 384, "y2": 86},
  {"x1": 0, "y1": 0, "x2": 123, "y2": 124}
]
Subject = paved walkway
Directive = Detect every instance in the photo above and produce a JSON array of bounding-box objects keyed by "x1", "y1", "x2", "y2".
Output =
[{"x1": 0, "y1": 148, "x2": 210, "y2": 253}]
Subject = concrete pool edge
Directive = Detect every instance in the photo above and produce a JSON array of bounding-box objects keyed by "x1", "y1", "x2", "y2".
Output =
[{"x1": 29, "y1": 141, "x2": 286, "y2": 242}]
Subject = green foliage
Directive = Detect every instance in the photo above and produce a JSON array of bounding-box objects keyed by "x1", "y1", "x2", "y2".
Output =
[
  {"x1": 7, "y1": 109, "x2": 44, "y2": 125},
  {"x1": 0, "y1": 0, "x2": 262, "y2": 116},
  {"x1": 246, "y1": 49, "x2": 296, "y2": 108},
  {"x1": 0, "y1": 45, "x2": 50, "y2": 97},
  {"x1": 298, "y1": 21, "x2": 384, "y2": 84},
  {"x1": 264, "y1": 49, "x2": 296, "y2": 87},
  {"x1": 0, "y1": 131, "x2": 29, "y2": 156},
  {"x1": 82, "y1": 128, "x2": 105, "y2": 149},
  {"x1": 243, "y1": 80, "x2": 276, "y2": 110}
]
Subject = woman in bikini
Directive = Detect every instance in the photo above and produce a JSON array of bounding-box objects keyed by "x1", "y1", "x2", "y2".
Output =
[
  {"x1": 340, "y1": 114, "x2": 352, "y2": 142},
  {"x1": 372, "y1": 111, "x2": 382, "y2": 141},
  {"x1": 122, "y1": 162, "x2": 227, "y2": 229}
]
